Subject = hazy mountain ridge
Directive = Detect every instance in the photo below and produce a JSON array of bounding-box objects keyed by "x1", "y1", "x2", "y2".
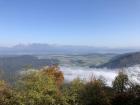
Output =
[{"x1": 0, "y1": 43, "x2": 140, "y2": 55}]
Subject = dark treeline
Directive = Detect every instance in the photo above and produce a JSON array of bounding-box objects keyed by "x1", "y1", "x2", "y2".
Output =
[{"x1": 0, "y1": 65, "x2": 140, "y2": 105}]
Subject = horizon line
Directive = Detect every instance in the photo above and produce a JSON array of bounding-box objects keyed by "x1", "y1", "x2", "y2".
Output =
[{"x1": 0, "y1": 43, "x2": 140, "y2": 49}]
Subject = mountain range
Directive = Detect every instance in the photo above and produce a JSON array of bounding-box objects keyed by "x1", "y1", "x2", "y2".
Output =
[{"x1": 0, "y1": 43, "x2": 140, "y2": 55}]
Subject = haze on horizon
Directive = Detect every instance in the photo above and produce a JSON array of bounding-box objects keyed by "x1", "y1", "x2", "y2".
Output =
[{"x1": 0, "y1": 0, "x2": 140, "y2": 48}]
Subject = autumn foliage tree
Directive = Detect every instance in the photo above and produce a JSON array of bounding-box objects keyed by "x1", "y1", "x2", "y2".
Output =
[
  {"x1": 41, "y1": 65, "x2": 64, "y2": 87},
  {"x1": 16, "y1": 65, "x2": 66, "y2": 105}
]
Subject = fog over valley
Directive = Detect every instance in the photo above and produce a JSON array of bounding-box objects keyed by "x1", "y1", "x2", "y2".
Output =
[{"x1": 59, "y1": 65, "x2": 140, "y2": 86}]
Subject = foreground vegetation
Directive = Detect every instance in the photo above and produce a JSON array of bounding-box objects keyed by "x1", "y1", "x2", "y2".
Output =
[{"x1": 0, "y1": 65, "x2": 140, "y2": 105}]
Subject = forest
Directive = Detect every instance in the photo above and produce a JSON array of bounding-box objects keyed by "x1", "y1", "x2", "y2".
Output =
[{"x1": 0, "y1": 65, "x2": 139, "y2": 105}]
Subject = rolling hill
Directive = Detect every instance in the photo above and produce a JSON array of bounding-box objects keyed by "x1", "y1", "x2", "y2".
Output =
[{"x1": 99, "y1": 52, "x2": 140, "y2": 68}]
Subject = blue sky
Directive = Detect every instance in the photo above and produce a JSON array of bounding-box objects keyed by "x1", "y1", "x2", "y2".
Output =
[{"x1": 0, "y1": 0, "x2": 140, "y2": 48}]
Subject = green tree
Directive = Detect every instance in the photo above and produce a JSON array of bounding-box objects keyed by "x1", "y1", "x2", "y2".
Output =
[
  {"x1": 80, "y1": 78, "x2": 110, "y2": 105},
  {"x1": 62, "y1": 78, "x2": 84, "y2": 105},
  {"x1": 111, "y1": 71, "x2": 137, "y2": 105},
  {"x1": 113, "y1": 71, "x2": 129, "y2": 93}
]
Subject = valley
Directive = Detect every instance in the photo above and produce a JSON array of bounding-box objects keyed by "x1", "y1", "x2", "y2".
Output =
[{"x1": 0, "y1": 52, "x2": 140, "y2": 85}]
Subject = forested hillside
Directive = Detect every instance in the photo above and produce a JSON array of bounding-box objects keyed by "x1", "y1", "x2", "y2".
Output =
[{"x1": 100, "y1": 52, "x2": 140, "y2": 68}]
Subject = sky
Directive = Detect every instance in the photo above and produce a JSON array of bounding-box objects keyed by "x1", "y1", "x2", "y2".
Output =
[{"x1": 0, "y1": 0, "x2": 140, "y2": 48}]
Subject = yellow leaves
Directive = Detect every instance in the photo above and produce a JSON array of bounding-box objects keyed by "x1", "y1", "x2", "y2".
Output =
[{"x1": 0, "y1": 80, "x2": 8, "y2": 92}]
